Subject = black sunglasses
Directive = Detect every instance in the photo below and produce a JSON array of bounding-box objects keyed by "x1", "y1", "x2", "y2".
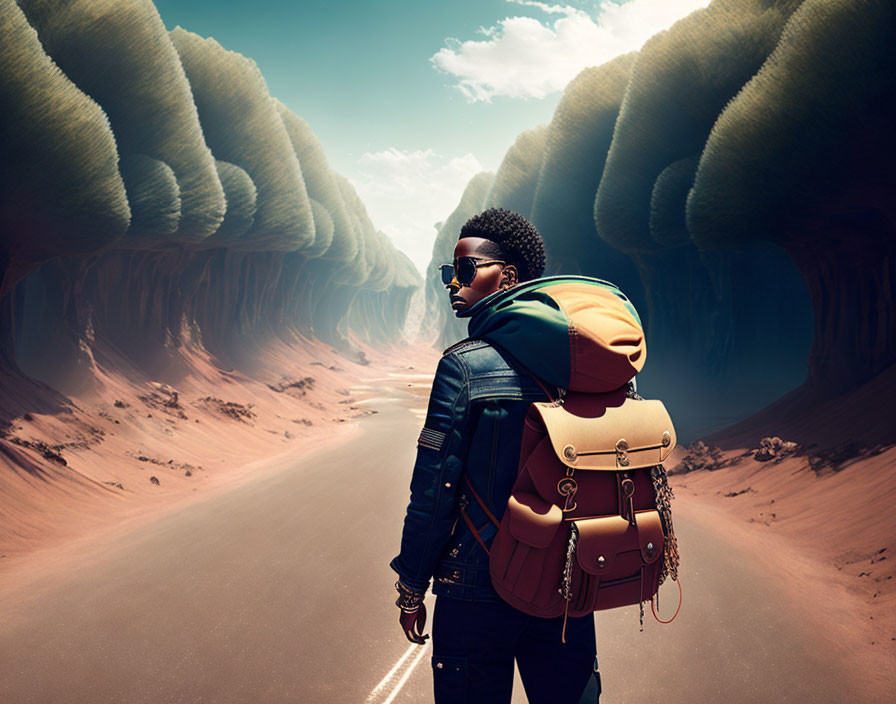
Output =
[{"x1": 440, "y1": 257, "x2": 506, "y2": 287}]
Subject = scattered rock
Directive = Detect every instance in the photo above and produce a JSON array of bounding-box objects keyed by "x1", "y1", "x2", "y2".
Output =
[
  {"x1": 834, "y1": 548, "x2": 890, "y2": 571},
  {"x1": 671, "y1": 441, "x2": 729, "y2": 474},
  {"x1": 267, "y1": 377, "x2": 316, "y2": 394},
  {"x1": 6, "y1": 437, "x2": 67, "y2": 466},
  {"x1": 292, "y1": 418, "x2": 313, "y2": 426},
  {"x1": 23, "y1": 413, "x2": 33, "y2": 421},
  {"x1": 139, "y1": 384, "x2": 188, "y2": 419},
  {"x1": 185, "y1": 469, "x2": 192, "y2": 477},
  {"x1": 103, "y1": 481, "x2": 124, "y2": 490},
  {"x1": 723, "y1": 487, "x2": 752, "y2": 498},
  {"x1": 198, "y1": 396, "x2": 257, "y2": 422},
  {"x1": 807, "y1": 441, "x2": 890, "y2": 475},
  {"x1": 149, "y1": 476, "x2": 160, "y2": 485},
  {"x1": 753, "y1": 436, "x2": 800, "y2": 462},
  {"x1": 113, "y1": 400, "x2": 129, "y2": 408}
]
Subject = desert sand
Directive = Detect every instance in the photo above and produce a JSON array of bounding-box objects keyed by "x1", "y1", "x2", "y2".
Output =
[
  {"x1": 0, "y1": 331, "x2": 440, "y2": 600},
  {"x1": 668, "y1": 438, "x2": 895, "y2": 701},
  {"x1": 0, "y1": 362, "x2": 864, "y2": 704},
  {"x1": 1, "y1": 336, "x2": 893, "y2": 701}
]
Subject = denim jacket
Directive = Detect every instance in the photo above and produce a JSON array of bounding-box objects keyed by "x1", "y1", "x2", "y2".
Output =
[
  {"x1": 390, "y1": 275, "x2": 642, "y2": 602},
  {"x1": 389, "y1": 337, "x2": 555, "y2": 602}
]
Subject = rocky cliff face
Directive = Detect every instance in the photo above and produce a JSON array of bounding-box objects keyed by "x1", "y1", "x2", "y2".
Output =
[
  {"x1": 431, "y1": 0, "x2": 894, "y2": 443},
  {"x1": 0, "y1": 0, "x2": 420, "y2": 423}
]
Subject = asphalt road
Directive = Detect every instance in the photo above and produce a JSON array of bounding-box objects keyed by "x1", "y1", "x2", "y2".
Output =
[{"x1": 0, "y1": 373, "x2": 856, "y2": 703}]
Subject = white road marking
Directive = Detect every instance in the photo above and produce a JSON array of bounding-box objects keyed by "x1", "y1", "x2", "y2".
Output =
[
  {"x1": 367, "y1": 644, "x2": 416, "y2": 698},
  {"x1": 367, "y1": 642, "x2": 431, "y2": 704},
  {"x1": 381, "y1": 644, "x2": 431, "y2": 704}
]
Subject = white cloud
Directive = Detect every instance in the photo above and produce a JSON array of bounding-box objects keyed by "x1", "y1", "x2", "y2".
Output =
[
  {"x1": 349, "y1": 148, "x2": 485, "y2": 278},
  {"x1": 431, "y1": 0, "x2": 711, "y2": 102}
]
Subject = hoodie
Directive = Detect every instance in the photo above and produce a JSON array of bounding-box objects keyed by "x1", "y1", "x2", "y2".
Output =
[{"x1": 456, "y1": 275, "x2": 645, "y2": 393}]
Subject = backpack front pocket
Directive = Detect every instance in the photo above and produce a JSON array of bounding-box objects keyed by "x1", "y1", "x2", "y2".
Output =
[
  {"x1": 489, "y1": 492, "x2": 568, "y2": 616},
  {"x1": 570, "y1": 510, "x2": 665, "y2": 615}
]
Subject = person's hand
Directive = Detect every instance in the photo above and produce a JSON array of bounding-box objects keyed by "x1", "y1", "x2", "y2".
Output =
[{"x1": 399, "y1": 602, "x2": 429, "y2": 644}]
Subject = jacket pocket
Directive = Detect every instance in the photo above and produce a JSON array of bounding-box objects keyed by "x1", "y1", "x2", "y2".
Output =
[{"x1": 488, "y1": 492, "x2": 568, "y2": 616}]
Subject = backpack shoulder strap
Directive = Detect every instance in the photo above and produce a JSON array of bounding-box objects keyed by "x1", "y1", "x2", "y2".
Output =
[
  {"x1": 459, "y1": 472, "x2": 500, "y2": 555},
  {"x1": 462, "y1": 473, "x2": 499, "y2": 527}
]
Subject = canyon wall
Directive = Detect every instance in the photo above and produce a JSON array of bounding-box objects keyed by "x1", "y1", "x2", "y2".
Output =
[
  {"x1": 0, "y1": 0, "x2": 420, "y2": 423},
  {"x1": 431, "y1": 0, "x2": 894, "y2": 442}
]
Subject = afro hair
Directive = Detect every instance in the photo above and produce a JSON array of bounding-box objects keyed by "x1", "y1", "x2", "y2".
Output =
[{"x1": 459, "y1": 208, "x2": 545, "y2": 282}]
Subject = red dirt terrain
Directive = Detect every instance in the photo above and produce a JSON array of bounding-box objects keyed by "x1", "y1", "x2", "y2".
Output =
[
  {"x1": 0, "y1": 333, "x2": 440, "y2": 582},
  {"x1": 667, "y1": 363, "x2": 896, "y2": 702}
]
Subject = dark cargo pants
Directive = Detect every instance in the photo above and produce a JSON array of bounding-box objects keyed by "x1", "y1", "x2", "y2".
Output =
[{"x1": 431, "y1": 596, "x2": 599, "y2": 704}]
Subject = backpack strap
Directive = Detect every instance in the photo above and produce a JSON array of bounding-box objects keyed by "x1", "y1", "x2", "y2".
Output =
[
  {"x1": 463, "y1": 473, "x2": 499, "y2": 527},
  {"x1": 459, "y1": 473, "x2": 500, "y2": 555},
  {"x1": 459, "y1": 507, "x2": 492, "y2": 555}
]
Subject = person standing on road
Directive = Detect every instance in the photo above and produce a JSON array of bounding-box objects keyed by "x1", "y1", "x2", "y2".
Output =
[{"x1": 389, "y1": 208, "x2": 599, "y2": 704}]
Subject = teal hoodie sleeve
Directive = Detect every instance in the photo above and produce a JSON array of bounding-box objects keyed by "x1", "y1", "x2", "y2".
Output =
[{"x1": 390, "y1": 352, "x2": 471, "y2": 593}]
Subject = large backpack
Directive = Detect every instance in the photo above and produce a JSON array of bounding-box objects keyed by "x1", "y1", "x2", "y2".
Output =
[{"x1": 457, "y1": 277, "x2": 680, "y2": 640}]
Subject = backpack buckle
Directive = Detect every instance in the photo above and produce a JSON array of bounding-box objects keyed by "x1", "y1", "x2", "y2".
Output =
[
  {"x1": 615, "y1": 438, "x2": 630, "y2": 467},
  {"x1": 557, "y1": 477, "x2": 578, "y2": 513}
]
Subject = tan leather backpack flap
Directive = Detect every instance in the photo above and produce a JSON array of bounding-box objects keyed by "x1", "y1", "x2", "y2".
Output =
[{"x1": 534, "y1": 395, "x2": 676, "y2": 470}]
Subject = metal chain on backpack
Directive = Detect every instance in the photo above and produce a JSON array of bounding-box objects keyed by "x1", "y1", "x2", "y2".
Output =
[
  {"x1": 558, "y1": 522, "x2": 580, "y2": 644},
  {"x1": 559, "y1": 522, "x2": 579, "y2": 602},
  {"x1": 650, "y1": 464, "x2": 679, "y2": 585}
]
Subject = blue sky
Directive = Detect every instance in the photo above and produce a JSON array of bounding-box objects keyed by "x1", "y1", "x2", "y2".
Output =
[{"x1": 153, "y1": 0, "x2": 710, "y2": 275}]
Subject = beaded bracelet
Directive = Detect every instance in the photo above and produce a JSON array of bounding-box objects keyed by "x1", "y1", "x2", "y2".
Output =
[{"x1": 394, "y1": 580, "x2": 425, "y2": 613}]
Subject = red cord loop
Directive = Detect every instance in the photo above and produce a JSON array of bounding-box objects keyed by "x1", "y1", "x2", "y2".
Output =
[{"x1": 651, "y1": 578, "x2": 682, "y2": 624}]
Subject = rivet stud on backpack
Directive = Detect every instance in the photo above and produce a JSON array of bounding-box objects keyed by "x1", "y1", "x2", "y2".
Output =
[
  {"x1": 563, "y1": 444, "x2": 577, "y2": 461},
  {"x1": 597, "y1": 556, "x2": 606, "y2": 568},
  {"x1": 661, "y1": 431, "x2": 671, "y2": 447},
  {"x1": 615, "y1": 438, "x2": 628, "y2": 452},
  {"x1": 646, "y1": 542, "x2": 655, "y2": 557}
]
